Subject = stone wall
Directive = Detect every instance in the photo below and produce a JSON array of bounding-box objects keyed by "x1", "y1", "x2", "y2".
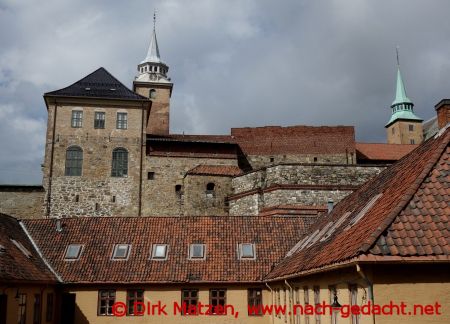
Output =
[
  {"x1": 0, "y1": 186, "x2": 45, "y2": 219},
  {"x1": 142, "y1": 156, "x2": 238, "y2": 216},
  {"x1": 245, "y1": 153, "x2": 355, "y2": 169},
  {"x1": 229, "y1": 164, "x2": 385, "y2": 215},
  {"x1": 42, "y1": 101, "x2": 145, "y2": 218}
]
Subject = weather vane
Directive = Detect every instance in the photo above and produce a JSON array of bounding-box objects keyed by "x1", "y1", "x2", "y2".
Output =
[{"x1": 396, "y1": 45, "x2": 400, "y2": 66}]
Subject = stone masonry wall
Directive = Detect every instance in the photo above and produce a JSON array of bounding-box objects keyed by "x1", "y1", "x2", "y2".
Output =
[
  {"x1": 0, "y1": 186, "x2": 45, "y2": 219},
  {"x1": 229, "y1": 164, "x2": 385, "y2": 215},
  {"x1": 245, "y1": 153, "x2": 355, "y2": 169},
  {"x1": 142, "y1": 156, "x2": 238, "y2": 216}
]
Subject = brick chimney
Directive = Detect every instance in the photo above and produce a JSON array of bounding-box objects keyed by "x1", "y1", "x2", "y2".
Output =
[{"x1": 435, "y1": 99, "x2": 450, "y2": 129}]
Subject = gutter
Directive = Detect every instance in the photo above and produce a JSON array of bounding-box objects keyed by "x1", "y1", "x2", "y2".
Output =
[{"x1": 19, "y1": 221, "x2": 63, "y2": 283}]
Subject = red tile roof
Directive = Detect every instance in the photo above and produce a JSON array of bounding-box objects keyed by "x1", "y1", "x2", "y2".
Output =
[
  {"x1": 356, "y1": 143, "x2": 418, "y2": 161},
  {"x1": 22, "y1": 216, "x2": 306, "y2": 284},
  {"x1": 266, "y1": 127, "x2": 450, "y2": 280},
  {"x1": 231, "y1": 126, "x2": 355, "y2": 155},
  {"x1": 0, "y1": 214, "x2": 57, "y2": 283},
  {"x1": 187, "y1": 165, "x2": 242, "y2": 177}
]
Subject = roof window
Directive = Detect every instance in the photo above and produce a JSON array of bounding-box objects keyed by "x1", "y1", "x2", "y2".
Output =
[
  {"x1": 346, "y1": 194, "x2": 383, "y2": 229},
  {"x1": 189, "y1": 244, "x2": 206, "y2": 259},
  {"x1": 10, "y1": 239, "x2": 32, "y2": 258},
  {"x1": 151, "y1": 244, "x2": 168, "y2": 260},
  {"x1": 238, "y1": 243, "x2": 256, "y2": 259},
  {"x1": 64, "y1": 244, "x2": 83, "y2": 260},
  {"x1": 112, "y1": 244, "x2": 131, "y2": 260}
]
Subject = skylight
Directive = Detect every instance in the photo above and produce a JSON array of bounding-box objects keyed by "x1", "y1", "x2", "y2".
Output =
[
  {"x1": 320, "y1": 212, "x2": 352, "y2": 242},
  {"x1": 64, "y1": 244, "x2": 83, "y2": 260},
  {"x1": 239, "y1": 243, "x2": 256, "y2": 259},
  {"x1": 346, "y1": 193, "x2": 383, "y2": 230},
  {"x1": 10, "y1": 239, "x2": 32, "y2": 258},
  {"x1": 151, "y1": 244, "x2": 168, "y2": 260},
  {"x1": 189, "y1": 244, "x2": 205, "y2": 259},
  {"x1": 112, "y1": 244, "x2": 131, "y2": 260}
]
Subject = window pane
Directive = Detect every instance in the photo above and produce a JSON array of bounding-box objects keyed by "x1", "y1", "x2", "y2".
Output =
[
  {"x1": 153, "y1": 244, "x2": 167, "y2": 258},
  {"x1": 65, "y1": 147, "x2": 83, "y2": 176},
  {"x1": 65, "y1": 244, "x2": 82, "y2": 259},
  {"x1": 113, "y1": 244, "x2": 130, "y2": 259},
  {"x1": 241, "y1": 243, "x2": 254, "y2": 258},
  {"x1": 111, "y1": 148, "x2": 128, "y2": 177},
  {"x1": 94, "y1": 112, "x2": 105, "y2": 129}
]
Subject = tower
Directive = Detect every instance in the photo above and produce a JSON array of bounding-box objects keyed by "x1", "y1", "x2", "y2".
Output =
[
  {"x1": 133, "y1": 13, "x2": 173, "y2": 135},
  {"x1": 385, "y1": 52, "x2": 423, "y2": 144}
]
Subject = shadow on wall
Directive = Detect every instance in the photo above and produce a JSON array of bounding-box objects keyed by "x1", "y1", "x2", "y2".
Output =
[{"x1": 74, "y1": 303, "x2": 90, "y2": 324}]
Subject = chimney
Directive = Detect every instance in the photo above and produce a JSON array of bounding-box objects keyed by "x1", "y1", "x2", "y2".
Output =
[
  {"x1": 56, "y1": 218, "x2": 63, "y2": 232},
  {"x1": 327, "y1": 199, "x2": 334, "y2": 213},
  {"x1": 435, "y1": 99, "x2": 450, "y2": 129}
]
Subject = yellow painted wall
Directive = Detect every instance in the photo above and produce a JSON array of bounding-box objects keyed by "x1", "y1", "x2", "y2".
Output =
[
  {"x1": 67, "y1": 285, "x2": 271, "y2": 324},
  {"x1": 1, "y1": 285, "x2": 56, "y2": 324}
]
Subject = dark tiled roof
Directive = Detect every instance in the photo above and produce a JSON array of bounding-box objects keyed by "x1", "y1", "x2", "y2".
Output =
[
  {"x1": 356, "y1": 143, "x2": 418, "y2": 161},
  {"x1": 266, "y1": 127, "x2": 450, "y2": 280},
  {"x1": 187, "y1": 165, "x2": 242, "y2": 177},
  {"x1": 231, "y1": 126, "x2": 355, "y2": 155},
  {"x1": 22, "y1": 216, "x2": 306, "y2": 284},
  {"x1": 44, "y1": 67, "x2": 148, "y2": 101},
  {"x1": 0, "y1": 214, "x2": 57, "y2": 283}
]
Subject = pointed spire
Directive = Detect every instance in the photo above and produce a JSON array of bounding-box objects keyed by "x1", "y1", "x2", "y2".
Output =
[
  {"x1": 392, "y1": 67, "x2": 413, "y2": 106},
  {"x1": 142, "y1": 10, "x2": 162, "y2": 64}
]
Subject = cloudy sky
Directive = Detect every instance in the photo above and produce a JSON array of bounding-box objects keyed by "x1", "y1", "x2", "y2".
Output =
[{"x1": 1, "y1": 0, "x2": 449, "y2": 184}]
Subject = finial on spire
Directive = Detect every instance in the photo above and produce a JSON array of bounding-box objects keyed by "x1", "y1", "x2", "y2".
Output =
[
  {"x1": 153, "y1": 9, "x2": 157, "y2": 31},
  {"x1": 396, "y1": 46, "x2": 400, "y2": 66}
]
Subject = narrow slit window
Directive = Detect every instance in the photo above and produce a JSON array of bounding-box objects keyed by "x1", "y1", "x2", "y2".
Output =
[{"x1": 112, "y1": 244, "x2": 131, "y2": 260}]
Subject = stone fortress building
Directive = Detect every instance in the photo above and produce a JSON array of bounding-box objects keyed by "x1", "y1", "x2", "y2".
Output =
[{"x1": 0, "y1": 22, "x2": 440, "y2": 220}]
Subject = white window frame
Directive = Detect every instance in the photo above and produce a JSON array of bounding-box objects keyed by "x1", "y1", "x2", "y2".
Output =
[
  {"x1": 151, "y1": 244, "x2": 168, "y2": 260},
  {"x1": 189, "y1": 244, "x2": 206, "y2": 260},
  {"x1": 64, "y1": 244, "x2": 84, "y2": 260},
  {"x1": 111, "y1": 244, "x2": 131, "y2": 261},
  {"x1": 238, "y1": 243, "x2": 256, "y2": 260}
]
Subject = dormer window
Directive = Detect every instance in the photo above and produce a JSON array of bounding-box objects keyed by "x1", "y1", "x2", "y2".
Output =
[
  {"x1": 238, "y1": 243, "x2": 256, "y2": 259},
  {"x1": 64, "y1": 244, "x2": 83, "y2": 260},
  {"x1": 112, "y1": 244, "x2": 131, "y2": 260},
  {"x1": 151, "y1": 244, "x2": 168, "y2": 260},
  {"x1": 189, "y1": 244, "x2": 206, "y2": 259}
]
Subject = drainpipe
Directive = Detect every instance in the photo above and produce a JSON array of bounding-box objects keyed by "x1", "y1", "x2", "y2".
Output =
[
  {"x1": 265, "y1": 283, "x2": 275, "y2": 324},
  {"x1": 284, "y1": 280, "x2": 294, "y2": 324},
  {"x1": 356, "y1": 264, "x2": 375, "y2": 324},
  {"x1": 46, "y1": 102, "x2": 58, "y2": 218}
]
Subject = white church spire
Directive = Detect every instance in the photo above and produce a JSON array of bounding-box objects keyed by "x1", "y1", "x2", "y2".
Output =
[{"x1": 136, "y1": 10, "x2": 170, "y2": 83}]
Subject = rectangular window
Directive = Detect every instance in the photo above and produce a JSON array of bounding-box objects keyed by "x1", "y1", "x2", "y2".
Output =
[
  {"x1": 410, "y1": 139, "x2": 415, "y2": 144},
  {"x1": 17, "y1": 294, "x2": 26, "y2": 324},
  {"x1": 98, "y1": 290, "x2": 115, "y2": 316},
  {"x1": 304, "y1": 287, "x2": 310, "y2": 324},
  {"x1": 209, "y1": 289, "x2": 226, "y2": 315},
  {"x1": 349, "y1": 285, "x2": 359, "y2": 324},
  {"x1": 71, "y1": 111, "x2": 83, "y2": 128},
  {"x1": 238, "y1": 243, "x2": 255, "y2": 259},
  {"x1": 409, "y1": 124, "x2": 414, "y2": 131},
  {"x1": 329, "y1": 286, "x2": 338, "y2": 324},
  {"x1": 181, "y1": 289, "x2": 198, "y2": 315},
  {"x1": 189, "y1": 244, "x2": 205, "y2": 259},
  {"x1": 314, "y1": 286, "x2": 321, "y2": 324},
  {"x1": 94, "y1": 112, "x2": 105, "y2": 129},
  {"x1": 64, "y1": 244, "x2": 83, "y2": 260},
  {"x1": 116, "y1": 112, "x2": 128, "y2": 129},
  {"x1": 151, "y1": 244, "x2": 168, "y2": 260},
  {"x1": 33, "y1": 294, "x2": 41, "y2": 324},
  {"x1": 46, "y1": 293, "x2": 54, "y2": 322},
  {"x1": 248, "y1": 288, "x2": 263, "y2": 316},
  {"x1": 147, "y1": 172, "x2": 155, "y2": 180},
  {"x1": 112, "y1": 244, "x2": 131, "y2": 260},
  {"x1": 127, "y1": 290, "x2": 144, "y2": 316}
]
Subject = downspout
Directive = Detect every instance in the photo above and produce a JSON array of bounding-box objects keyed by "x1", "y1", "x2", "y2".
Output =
[
  {"x1": 356, "y1": 264, "x2": 375, "y2": 324},
  {"x1": 138, "y1": 102, "x2": 145, "y2": 217},
  {"x1": 284, "y1": 280, "x2": 294, "y2": 324},
  {"x1": 265, "y1": 282, "x2": 275, "y2": 324},
  {"x1": 46, "y1": 102, "x2": 58, "y2": 218}
]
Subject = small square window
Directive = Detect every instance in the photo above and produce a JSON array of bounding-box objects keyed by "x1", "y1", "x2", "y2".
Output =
[
  {"x1": 409, "y1": 124, "x2": 414, "y2": 131},
  {"x1": 112, "y1": 244, "x2": 131, "y2": 260},
  {"x1": 239, "y1": 243, "x2": 256, "y2": 259},
  {"x1": 147, "y1": 172, "x2": 155, "y2": 180},
  {"x1": 64, "y1": 244, "x2": 83, "y2": 260},
  {"x1": 151, "y1": 244, "x2": 168, "y2": 260},
  {"x1": 189, "y1": 244, "x2": 205, "y2": 259}
]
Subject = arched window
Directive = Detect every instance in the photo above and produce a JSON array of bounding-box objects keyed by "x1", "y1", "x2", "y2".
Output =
[
  {"x1": 65, "y1": 146, "x2": 83, "y2": 176},
  {"x1": 111, "y1": 148, "x2": 128, "y2": 177},
  {"x1": 150, "y1": 89, "x2": 156, "y2": 99}
]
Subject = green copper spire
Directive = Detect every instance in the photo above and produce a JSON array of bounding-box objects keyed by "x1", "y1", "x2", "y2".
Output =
[{"x1": 385, "y1": 56, "x2": 422, "y2": 128}]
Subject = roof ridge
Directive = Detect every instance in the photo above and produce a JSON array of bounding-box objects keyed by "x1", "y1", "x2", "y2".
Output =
[{"x1": 358, "y1": 128, "x2": 450, "y2": 254}]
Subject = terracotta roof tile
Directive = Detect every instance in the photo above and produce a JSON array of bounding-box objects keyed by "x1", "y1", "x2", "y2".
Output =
[
  {"x1": 23, "y1": 216, "x2": 305, "y2": 284},
  {"x1": 187, "y1": 165, "x2": 242, "y2": 177},
  {"x1": 356, "y1": 143, "x2": 418, "y2": 161},
  {"x1": 265, "y1": 128, "x2": 450, "y2": 280},
  {"x1": 0, "y1": 214, "x2": 57, "y2": 283}
]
